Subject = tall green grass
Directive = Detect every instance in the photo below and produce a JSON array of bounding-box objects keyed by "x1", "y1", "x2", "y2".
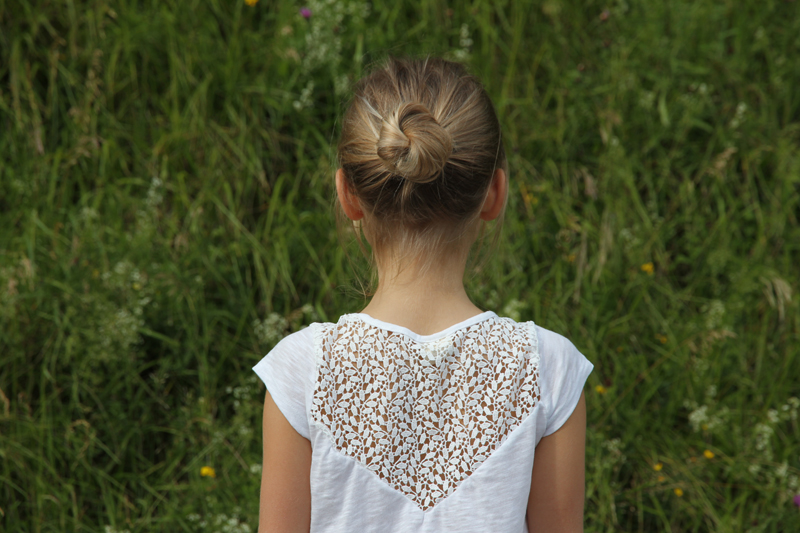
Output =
[{"x1": 1, "y1": 0, "x2": 799, "y2": 531}]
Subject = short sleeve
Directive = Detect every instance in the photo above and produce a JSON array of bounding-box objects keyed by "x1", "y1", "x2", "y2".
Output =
[
  {"x1": 536, "y1": 325, "x2": 594, "y2": 437},
  {"x1": 252, "y1": 327, "x2": 316, "y2": 440}
]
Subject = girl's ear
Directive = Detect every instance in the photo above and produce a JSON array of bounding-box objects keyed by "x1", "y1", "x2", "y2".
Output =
[
  {"x1": 336, "y1": 168, "x2": 364, "y2": 221},
  {"x1": 479, "y1": 168, "x2": 508, "y2": 221}
]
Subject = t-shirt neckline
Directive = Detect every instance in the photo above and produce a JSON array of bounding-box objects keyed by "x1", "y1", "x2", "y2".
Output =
[{"x1": 343, "y1": 310, "x2": 498, "y2": 343}]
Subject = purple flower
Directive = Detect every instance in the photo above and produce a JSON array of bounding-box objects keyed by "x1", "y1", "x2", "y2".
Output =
[
  {"x1": 300, "y1": 7, "x2": 311, "y2": 19},
  {"x1": 794, "y1": 494, "x2": 800, "y2": 507}
]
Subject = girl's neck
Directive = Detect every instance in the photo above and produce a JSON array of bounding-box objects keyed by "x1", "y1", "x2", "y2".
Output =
[{"x1": 359, "y1": 253, "x2": 483, "y2": 336}]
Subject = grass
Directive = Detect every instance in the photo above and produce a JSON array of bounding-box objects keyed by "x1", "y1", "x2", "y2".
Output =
[{"x1": 1, "y1": 0, "x2": 799, "y2": 531}]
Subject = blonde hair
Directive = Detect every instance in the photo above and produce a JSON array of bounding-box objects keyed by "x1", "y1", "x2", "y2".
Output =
[{"x1": 337, "y1": 56, "x2": 506, "y2": 272}]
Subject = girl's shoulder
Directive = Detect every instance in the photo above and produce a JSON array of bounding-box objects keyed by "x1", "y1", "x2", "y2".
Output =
[
  {"x1": 532, "y1": 323, "x2": 584, "y2": 360},
  {"x1": 252, "y1": 326, "x2": 319, "y2": 439},
  {"x1": 525, "y1": 322, "x2": 594, "y2": 436}
]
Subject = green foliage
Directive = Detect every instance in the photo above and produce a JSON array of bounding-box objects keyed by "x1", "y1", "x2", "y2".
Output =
[{"x1": 1, "y1": 0, "x2": 799, "y2": 531}]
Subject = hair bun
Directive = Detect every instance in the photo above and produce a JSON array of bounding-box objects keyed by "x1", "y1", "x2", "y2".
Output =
[{"x1": 376, "y1": 102, "x2": 453, "y2": 184}]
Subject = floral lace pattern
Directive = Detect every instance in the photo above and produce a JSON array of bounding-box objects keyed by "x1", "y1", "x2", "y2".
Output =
[{"x1": 310, "y1": 314, "x2": 541, "y2": 511}]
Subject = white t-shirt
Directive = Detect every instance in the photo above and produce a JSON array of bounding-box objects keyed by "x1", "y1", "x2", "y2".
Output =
[{"x1": 253, "y1": 311, "x2": 593, "y2": 533}]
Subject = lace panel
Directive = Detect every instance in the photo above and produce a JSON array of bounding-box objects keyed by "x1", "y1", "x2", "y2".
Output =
[{"x1": 310, "y1": 315, "x2": 541, "y2": 511}]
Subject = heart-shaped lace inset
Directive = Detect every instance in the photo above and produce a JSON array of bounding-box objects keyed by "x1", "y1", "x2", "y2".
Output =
[{"x1": 311, "y1": 316, "x2": 541, "y2": 511}]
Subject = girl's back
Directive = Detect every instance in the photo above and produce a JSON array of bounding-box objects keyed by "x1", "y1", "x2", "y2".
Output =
[{"x1": 255, "y1": 312, "x2": 591, "y2": 532}]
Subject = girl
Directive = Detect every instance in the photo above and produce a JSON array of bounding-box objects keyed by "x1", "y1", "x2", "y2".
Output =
[{"x1": 253, "y1": 56, "x2": 593, "y2": 533}]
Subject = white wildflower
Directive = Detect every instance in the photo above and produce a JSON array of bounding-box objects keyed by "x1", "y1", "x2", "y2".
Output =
[
  {"x1": 694, "y1": 357, "x2": 710, "y2": 374},
  {"x1": 786, "y1": 397, "x2": 799, "y2": 421},
  {"x1": 145, "y1": 176, "x2": 163, "y2": 211},
  {"x1": 253, "y1": 313, "x2": 288, "y2": 346},
  {"x1": 453, "y1": 24, "x2": 473, "y2": 61},
  {"x1": 729, "y1": 102, "x2": 747, "y2": 129},
  {"x1": 459, "y1": 23, "x2": 473, "y2": 48},
  {"x1": 80, "y1": 206, "x2": 99, "y2": 221},
  {"x1": 617, "y1": 228, "x2": 641, "y2": 252},
  {"x1": 501, "y1": 299, "x2": 525, "y2": 322},
  {"x1": 10, "y1": 179, "x2": 30, "y2": 195},
  {"x1": 298, "y1": 0, "x2": 369, "y2": 95},
  {"x1": 206, "y1": 513, "x2": 252, "y2": 533},
  {"x1": 229, "y1": 384, "x2": 253, "y2": 400},
  {"x1": 334, "y1": 74, "x2": 349, "y2": 97},
  {"x1": 638, "y1": 90, "x2": 655, "y2": 109},
  {"x1": 754, "y1": 423, "x2": 773, "y2": 457},
  {"x1": 293, "y1": 80, "x2": 315, "y2": 111},
  {"x1": 603, "y1": 438, "x2": 621, "y2": 453},
  {"x1": 688, "y1": 405, "x2": 709, "y2": 432},
  {"x1": 704, "y1": 299, "x2": 725, "y2": 329}
]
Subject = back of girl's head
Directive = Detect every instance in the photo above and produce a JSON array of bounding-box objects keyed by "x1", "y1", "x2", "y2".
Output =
[{"x1": 338, "y1": 56, "x2": 506, "y2": 263}]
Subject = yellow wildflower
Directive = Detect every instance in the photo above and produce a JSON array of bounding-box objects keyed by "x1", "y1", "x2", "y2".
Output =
[
  {"x1": 655, "y1": 334, "x2": 667, "y2": 344},
  {"x1": 653, "y1": 462, "x2": 663, "y2": 471},
  {"x1": 245, "y1": 0, "x2": 258, "y2": 5},
  {"x1": 522, "y1": 191, "x2": 538, "y2": 207},
  {"x1": 674, "y1": 488, "x2": 684, "y2": 497},
  {"x1": 657, "y1": 475, "x2": 666, "y2": 483},
  {"x1": 703, "y1": 449, "x2": 715, "y2": 459},
  {"x1": 595, "y1": 385, "x2": 607, "y2": 395},
  {"x1": 641, "y1": 262, "x2": 654, "y2": 275},
  {"x1": 201, "y1": 466, "x2": 216, "y2": 478}
]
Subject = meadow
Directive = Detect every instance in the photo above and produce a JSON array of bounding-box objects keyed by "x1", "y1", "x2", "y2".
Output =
[{"x1": 1, "y1": 0, "x2": 799, "y2": 531}]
